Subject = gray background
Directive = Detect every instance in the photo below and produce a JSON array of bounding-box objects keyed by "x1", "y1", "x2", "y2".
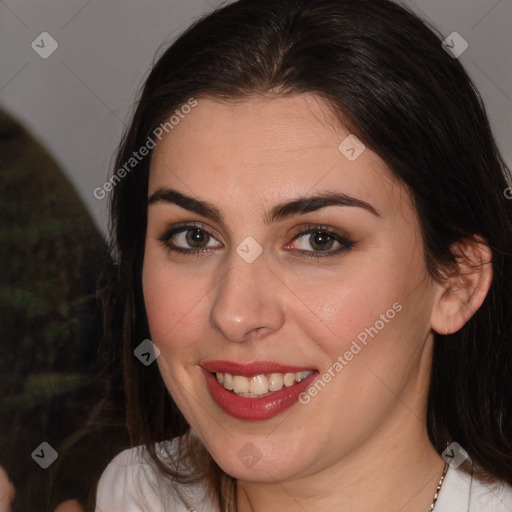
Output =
[{"x1": 1, "y1": 0, "x2": 510, "y2": 235}]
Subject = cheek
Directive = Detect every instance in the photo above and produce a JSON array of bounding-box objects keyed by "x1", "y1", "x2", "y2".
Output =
[
  {"x1": 291, "y1": 264, "x2": 401, "y2": 356},
  {"x1": 142, "y1": 251, "x2": 210, "y2": 356},
  {"x1": 294, "y1": 250, "x2": 427, "y2": 377}
]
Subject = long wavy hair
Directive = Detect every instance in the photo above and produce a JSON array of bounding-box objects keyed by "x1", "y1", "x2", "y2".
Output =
[{"x1": 100, "y1": 0, "x2": 512, "y2": 509}]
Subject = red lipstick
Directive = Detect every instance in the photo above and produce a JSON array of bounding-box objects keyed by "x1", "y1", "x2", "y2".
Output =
[
  {"x1": 201, "y1": 360, "x2": 318, "y2": 420},
  {"x1": 202, "y1": 360, "x2": 315, "y2": 376}
]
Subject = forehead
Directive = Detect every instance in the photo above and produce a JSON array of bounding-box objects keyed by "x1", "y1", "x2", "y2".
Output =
[{"x1": 148, "y1": 94, "x2": 409, "y2": 217}]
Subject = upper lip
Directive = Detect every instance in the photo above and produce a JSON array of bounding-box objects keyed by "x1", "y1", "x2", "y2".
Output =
[{"x1": 201, "y1": 360, "x2": 317, "y2": 376}]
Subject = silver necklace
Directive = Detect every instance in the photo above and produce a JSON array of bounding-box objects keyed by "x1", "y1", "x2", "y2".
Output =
[{"x1": 428, "y1": 462, "x2": 449, "y2": 511}]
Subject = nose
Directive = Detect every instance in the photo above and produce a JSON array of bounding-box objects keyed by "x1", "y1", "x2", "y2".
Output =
[{"x1": 209, "y1": 252, "x2": 285, "y2": 343}]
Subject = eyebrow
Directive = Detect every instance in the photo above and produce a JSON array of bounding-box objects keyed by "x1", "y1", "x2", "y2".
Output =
[{"x1": 148, "y1": 187, "x2": 380, "y2": 224}]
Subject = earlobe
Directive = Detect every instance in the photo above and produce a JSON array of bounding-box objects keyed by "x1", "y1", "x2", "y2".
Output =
[{"x1": 430, "y1": 236, "x2": 493, "y2": 335}]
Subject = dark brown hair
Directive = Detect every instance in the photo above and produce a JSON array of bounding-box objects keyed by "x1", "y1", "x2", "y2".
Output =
[{"x1": 101, "y1": 0, "x2": 512, "y2": 508}]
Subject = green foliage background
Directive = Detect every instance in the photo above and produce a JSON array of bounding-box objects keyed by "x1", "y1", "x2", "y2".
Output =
[{"x1": 0, "y1": 107, "x2": 120, "y2": 510}]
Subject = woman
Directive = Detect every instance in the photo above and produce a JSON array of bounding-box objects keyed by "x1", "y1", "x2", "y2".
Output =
[{"x1": 94, "y1": 0, "x2": 512, "y2": 510}]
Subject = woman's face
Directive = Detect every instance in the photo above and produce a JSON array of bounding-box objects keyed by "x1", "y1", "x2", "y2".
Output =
[{"x1": 143, "y1": 94, "x2": 440, "y2": 482}]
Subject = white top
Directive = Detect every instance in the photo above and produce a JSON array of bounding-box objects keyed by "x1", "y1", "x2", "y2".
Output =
[{"x1": 95, "y1": 439, "x2": 512, "y2": 511}]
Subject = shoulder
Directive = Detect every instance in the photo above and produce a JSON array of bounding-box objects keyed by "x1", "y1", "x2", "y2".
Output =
[
  {"x1": 95, "y1": 438, "x2": 219, "y2": 512},
  {"x1": 94, "y1": 444, "x2": 168, "y2": 512},
  {"x1": 469, "y1": 474, "x2": 512, "y2": 511},
  {"x1": 437, "y1": 465, "x2": 512, "y2": 512}
]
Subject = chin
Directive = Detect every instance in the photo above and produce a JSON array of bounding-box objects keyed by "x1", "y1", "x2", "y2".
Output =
[{"x1": 204, "y1": 434, "x2": 314, "y2": 483}]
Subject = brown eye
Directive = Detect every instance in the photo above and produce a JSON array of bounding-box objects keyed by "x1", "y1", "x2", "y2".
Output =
[
  {"x1": 186, "y1": 228, "x2": 210, "y2": 248},
  {"x1": 286, "y1": 226, "x2": 354, "y2": 259},
  {"x1": 292, "y1": 230, "x2": 341, "y2": 253},
  {"x1": 308, "y1": 231, "x2": 335, "y2": 251},
  {"x1": 159, "y1": 224, "x2": 222, "y2": 254}
]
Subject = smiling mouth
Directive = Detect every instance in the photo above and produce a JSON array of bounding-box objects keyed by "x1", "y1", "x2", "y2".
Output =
[
  {"x1": 202, "y1": 363, "x2": 319, "y2": 420},
  {"x1": 214, "y1": 370, "x2": 314, "y2": 397}
]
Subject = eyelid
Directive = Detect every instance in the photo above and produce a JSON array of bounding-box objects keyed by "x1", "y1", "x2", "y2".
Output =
[
  {"x1": 158, "y1": 221, "x2": 354, "y2": 257},
  {"x1": 158, "y1": 221, "x2": 223, "y2": 247},
  {"x1": 284, "y1": 224, "x2": 354, "y2": 255},
  {"x1": 288, "y1": 224, "x2": 352, "y2": 244}
]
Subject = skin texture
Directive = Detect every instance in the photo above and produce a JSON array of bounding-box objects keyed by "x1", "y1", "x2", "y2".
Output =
[
  {"x1": 142, "y1": 94, "x2": 492, "y2": 512},
  {"x1": 53, "y1": 500, "x2": 83, "y2": 512},
  {"x1": 0, "y1": 466, "x2": 14, "y2": 512},
  {"x1": 0, "y1": 465, "x2": 83, "y2": 512}
]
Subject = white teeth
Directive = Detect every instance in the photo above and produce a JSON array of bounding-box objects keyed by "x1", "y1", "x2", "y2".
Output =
[
  {"x1": 249, "y1": 375, "x2": 269, "y2": 395},
  {"x1": 223, "y1": 373, "x2": 233, "y2": 390},
  {"x1": 268, "y1": 373, "x2": 283, "y2": 391},
  {"x1": 283, "y1": 372, "x2": 295, "y2": 386},
  {"x1": 232, "y1": 375, "x2": 249, "y2": 394},
  {"x1": 296, "y1": 371, "x2": 310, "y2": 382},
  {"x1": 215, "y1": 370, "x2": 313, "y2": 397}
]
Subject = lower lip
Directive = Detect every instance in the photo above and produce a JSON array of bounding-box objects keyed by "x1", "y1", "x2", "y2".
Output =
[{"x1": 202, "y1": 369, "x2": 318, "y2": 420}]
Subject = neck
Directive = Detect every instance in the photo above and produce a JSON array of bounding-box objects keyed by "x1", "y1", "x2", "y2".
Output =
[{"x1": 236, "y1": 427, "x2": 445, "y2": 512}]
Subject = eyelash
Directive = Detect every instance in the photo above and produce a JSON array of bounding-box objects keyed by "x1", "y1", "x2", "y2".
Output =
[{"x1": 158, "y1": 222, "x2": 354, "y2": 259}]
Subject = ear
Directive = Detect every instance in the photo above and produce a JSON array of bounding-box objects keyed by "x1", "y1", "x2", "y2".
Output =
[{"x1": 431, "y1": 236, "x2": 493, "y2": 335}]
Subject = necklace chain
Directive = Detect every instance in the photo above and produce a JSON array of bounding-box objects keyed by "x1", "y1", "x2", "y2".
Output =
[{"x1": 428, "y1": 462, "x2": 449, "y2": 511}]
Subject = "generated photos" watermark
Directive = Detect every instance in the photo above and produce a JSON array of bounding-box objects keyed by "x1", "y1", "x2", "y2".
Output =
[
  {"x1": 299, "y1": 302, "x2": 403, "y2": 404},
  {"x1": 93, "y1": 97, "x2": 198, "y2": 200}
]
